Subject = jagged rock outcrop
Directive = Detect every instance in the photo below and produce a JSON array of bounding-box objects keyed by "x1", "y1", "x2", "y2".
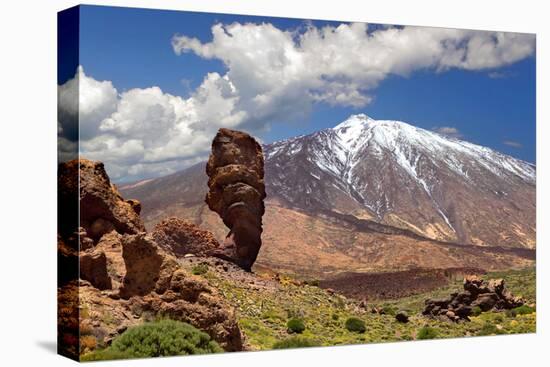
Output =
[
  {"x1": 58, "y1": 158, "x2": 145, "y2": 243},
  {"x1": 80, "y1": 248, "x2": 112, "y2": 290},
  {"x1": 152, "y1": 217, "x2": 220, "y2": 257},
  {"x1": 119, "y1": 233, "x2": 178, "y2": 299},
  {"x1": 94, "y1": 231, "x2": 126, "y2": 291},
  {"x1": 128, "y1": 269, "x2": 243, "y2": 351},
  {"x1": 423, "y1": 275, "x2": 524, "y2": 321},
  {"x1": 58, "y1": 157, "x2": 244, "y2": 356},
  {"x1": 118, "y1": 232, "x2": 243, "y2": 350},
  {"x1": 205, "y1": 128, "x2": 266, "y2": 271}
]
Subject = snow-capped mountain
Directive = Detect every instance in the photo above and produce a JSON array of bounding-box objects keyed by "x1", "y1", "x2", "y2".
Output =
[
  {"x1": 265, "y1": 114, "x2": 536, "y2": 248},
  {"x1": 120, "y1": 114, "x2": 535, "y2": 275}
]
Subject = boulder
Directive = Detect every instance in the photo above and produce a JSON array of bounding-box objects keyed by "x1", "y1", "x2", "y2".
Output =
[
  {"x1": 205, "y1": 129, "x2": 266, "y2": 271},
  {"x1": 471, "y1": 292, "x2": 499, "y2": 311},
  {"x1": 395, "y1": 311, "x2": 409, "y2": 323},
  {"x1": 487, "y1": 279, "x2": 506, "y2": 296},
  {"x1": 463, "y1": 275, "x2": 485, "y2": 297},
  {"x1": 152, "y1": 217, "x2": 220, "y2": 257},
  {"x1": 454, "y1": 304, "x2": 472, "y2": 318},
  {"x1": 423, "y1": 275, "x2": 524, "y2": 322},
  {"x1": 119, "y1": 233, "x2": 178, "y2": 299}
]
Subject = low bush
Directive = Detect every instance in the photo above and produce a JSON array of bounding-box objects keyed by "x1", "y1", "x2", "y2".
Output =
[
  {"x1": 471, "y1": 306, "x2": 482, "y2": 316},
  {"x1": 512, "y1": 305, "x2": 535, "y2": 315},
  {"x1": 381, "y1": 305, "x2": 397, "y2": 316},
  {"x1": 331, "y1": 313, "x2": 339, "y2": 321},
  {"x1": 417, "y1": 326, "x2": 438, "y2": 340},
  {"x1": 287, "y1": 318, "x2": 306, "y2": 334},
  {"x1": 273, "y1": 336, "x2": 320, "y2": 349},
  {"x1": 81, "y1": 319, "x2": 221, "y2": 361},
  {"x1": 191, "y1": 264, "x2": 209, "y2": 276},
  {"x1": 477, "y1": 323, "x2": 498, "y2": 336},
  {"x1": 344, "y1": 317, "x2": 366, "y2": 333}
]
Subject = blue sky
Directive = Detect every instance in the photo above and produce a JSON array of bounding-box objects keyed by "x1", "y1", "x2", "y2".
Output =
[{"x1": 60, "y1": 5, "x2": 536, "y2": 181}]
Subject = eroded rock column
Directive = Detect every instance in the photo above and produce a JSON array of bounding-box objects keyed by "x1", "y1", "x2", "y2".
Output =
[{"x1": 205, "y1": 128, "x2": 266, "y2": 271}]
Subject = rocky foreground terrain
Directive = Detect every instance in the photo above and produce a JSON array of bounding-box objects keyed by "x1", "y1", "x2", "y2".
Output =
[
  {"x1": 58, "y1": 128, "x2": 536, "y2": 361},
  {"x1": 58, "y1": 159, "x2": 244, "y2": 359}
]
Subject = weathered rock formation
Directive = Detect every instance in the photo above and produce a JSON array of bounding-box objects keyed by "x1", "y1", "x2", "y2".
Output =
[
  {"x1": 423, "y1": 275, "x2": 524, "y2": 321},
  {"x1": 58, "y1": 157, "x2": 243, "y2": 357},
  {"x1": 205, "y1": 128, "x2": 266, "y2": 271},
  {"x1": 58, "y1": 158, "x2": 145, "y2": 243},
  {"x1": 152, "y1": 217, "x2": 220, "y2": 257},
  {"x1": 119, "y1": 233, "x2": 179, "y2": 299},
  {"x1": 127, "y1": 268, "x2": 243, "y2": 351},
  {"x1": 79, "y1": 248, "x2": 111, "y2": 290}
]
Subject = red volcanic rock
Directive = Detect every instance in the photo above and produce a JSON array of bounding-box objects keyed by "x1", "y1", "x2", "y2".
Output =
[
  {"x1": 151, "y1": 217, "x2": 220, "y2": 257},
  {"x1": 118, "y1": 233, "x2": 243, "y2": 351},
  {"x1": 58, "y1": 158, "x2": 145, "y2": 243},
  {"x1": 205, "y1": 128, "x2": 266, "y2": 271},
  {"x1": 119, "y1": 233, "x2": 178, "y2": 299},
  {"x1": 80, "y1": 248, "x2": 112, "y2": 290},
  {"x1": 128, "y1": 268, "x2": 243, "y2": 351},
  {"x1": 58, "y1": 158, "x2": 244, "y2": 354}
]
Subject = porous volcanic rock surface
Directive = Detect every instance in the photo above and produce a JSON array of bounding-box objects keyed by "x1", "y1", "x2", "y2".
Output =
[
  {"x1": 423, "y1": 275, "x2": 524, "y2": 321},
  {"x1": 57, "y1": 158, "x2": 243, "y2": 358},
  {"x1": 205, "y1": 128, "x2": 266, "y2": 271},
  {"x1": 79, "y1": 247, "x2": 112, "y2": 290},
  {"x1": 119, "y1": 233, "x2": 179, "y2": 299},
  {"x1": 127, "y1": 267, "x2": 243, "y2": 351},
  {"x1": 59, "y1": 158, "x2": 145, "y2": 243},
  {"x1": 151, "y1": 217, "x2": 220, "y2": 257}
]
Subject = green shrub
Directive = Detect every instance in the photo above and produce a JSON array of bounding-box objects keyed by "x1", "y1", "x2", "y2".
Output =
[
  {"x1": 273, "y1": 336, "x2": 320, "y2": 349},
  {"x1": 505, "y1": 309, "x2": 516, "y2": 317},
  {"x1": 381, "y1": 305, "x2": 397, "y2": 316},
  {"x1": 83, "y1": 320, "x2": 222, "y2": 360},
  {"x1": 331, "y1": 313, "x2": 339, "y2": 321},
  {"x1": 477, "y1": 323, "x2": 498, "y2": 336},
  {"x1": 512, "y1": 305, "x2": 535, "y2": 315},
  {"x1": 417, "y1": 326, "x2": 438, "y2": 340},
  {"x1": 345, "y1": 317, "x2": 366, "y2": 333},
  {"x1": 192, "y1": 264, "x2": 209, "y2": 275},
  {"x1": 471, "y1": 306, "x2": 482, "y2": 316},
  {"x1": 287, "y1": 318, "x2": 306, "y2": 334}
]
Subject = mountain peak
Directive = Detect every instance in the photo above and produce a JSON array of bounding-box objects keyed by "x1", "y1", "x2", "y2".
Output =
[{"x1": 333, "y1": 113, "x2": 374, "y2": 129}]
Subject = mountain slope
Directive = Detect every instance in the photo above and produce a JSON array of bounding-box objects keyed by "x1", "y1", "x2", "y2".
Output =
[
  {"x1": 120, "y1": 114, "x2": 536, "y2": 277},
  {"x1": 265, "y1": 114, "x2": 535, "y2": 248}
]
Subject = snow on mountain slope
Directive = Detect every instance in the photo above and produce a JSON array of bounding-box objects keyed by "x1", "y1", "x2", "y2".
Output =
[{"x1": 264, "y1": 114, "x2": 535, "y2": 248}]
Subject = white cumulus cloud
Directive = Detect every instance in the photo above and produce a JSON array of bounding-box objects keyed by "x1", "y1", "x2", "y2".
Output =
[
  {"x1": 58, "y1": 68, "x2": 246, "y2": 182},
  {"x1": 173, "y1": 22, "x2": 535, "y2": 120},
  {"x1": 58, "y1": 22, "x2": 534, "y2": 182}
]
